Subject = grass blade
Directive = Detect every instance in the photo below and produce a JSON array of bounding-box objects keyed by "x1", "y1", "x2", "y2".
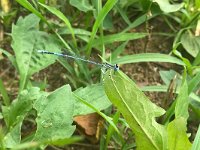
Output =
[
  {"x1": 192, "y1": 125, "x2": 200, "y2": 150},
  {"x1": 16, "y1": 0, "x2": 47, "y2": 23},
  {"x1": 0, "y1": 79, "x2": 10, "y2": 106},
  {"x1": 38, "y1": 2, "x2": 77, "y2": 48},
  {"x1": 92, "y1": 33, "x2": 147, "y2": 47},
  {"x1": 112, "y1": 53, "x2": 185, "y2": 66},
  {"x1": 73, "y1": 93, "x2": 120, "y2": 135},
  {"x1": 188, "y1": 71, "x2": 200, "y2": 94},
  {"x1": 86, "y1": 0, "x2": 118, "y2": 55}
]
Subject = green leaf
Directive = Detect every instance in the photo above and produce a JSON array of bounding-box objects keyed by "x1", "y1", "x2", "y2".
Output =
[
  {"x1": 112, "y1": 53, "x2": 185, "y2": 66},
  {"x1": 111, "y1": 41, "x2": 128, "y2": 60},
  {"x1": 0, "y1": 79, "x2": 10, "y2": 106},
  {"x1": 159, "y1": 70, "x2": 180, "y2": 86},
  {"x1": 73, "y1": 93, "x2": 120, "y2": 135},
  {"x1": 2, "y1": 87, "x2": 40, "y2": 128},
  {"x1": 38, "y1": 2, "x2": 77, "y2": 47},
  {"x1": 69, "y1": 0, "x2": 94, "y2": 12},
  {"x1": 92, "y1": 33, "x2": 146, "y2": 47},
  {"x1": 4, "y1": 123, "x2": 22, "y2": 148},
  {"x1": 153, "y1": 0, "x2": 184, "y2": 13},
  {"x1": 122, "y1": 14, "x2": 148, "y2": 33},
  {"x1": 193, "y1": 49, "x2": 200, "y2": 65},
  {"x1": 0, "y1": 48, "x2": 18, "y2": 70},
  {"x1": 115, "y1": 4, "x2": 131, "y2": 25},
  {"x1": 104, "y1": 70, "x2": 167, "y2": 150},
  {"x1": 11, "y1": 14, "x2": 61, "y2": 90},
  {"x1": 167, "y1": 118, "x2": 192, "y2": 150},
  {"x1": 192, "y1": 124, "x2": 200, "y2": 150},
  {"x1": 16, "y1": 0, "x2": 47, "y2": 23},
  {"x1": 86, "y1": 0, "x2": 118, "y2": 55},
  {"x1": 181, "y1": 32, "x2": 200, "y2": 57},
  {"x1": 188, "y1": 71, "x2": 200, "y2": 94},
  {"x1": 33, "y1": 85, "x2": 75, "y2": 141},
  {"x1": 48, "y1": 136, "x2": 82, "y2": 146},
  {"x1": 9, "y1": 141, "x2": 40, "y2": 150},
  {"x1": 175, "y1": 79, "x2": 189, "y2": 119},
  {"x1": 73, "y1": 84, "x2": 111, "y2": 116}
]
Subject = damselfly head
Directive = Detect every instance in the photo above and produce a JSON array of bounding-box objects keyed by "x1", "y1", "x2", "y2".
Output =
[{"x1": 114, "y1": 64, "x2": 119, "y2": 71}]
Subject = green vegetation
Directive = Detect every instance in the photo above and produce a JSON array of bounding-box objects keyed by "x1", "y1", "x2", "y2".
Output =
[{"x1": 0, "y1": 0, "x2": 199, "y2": 149}]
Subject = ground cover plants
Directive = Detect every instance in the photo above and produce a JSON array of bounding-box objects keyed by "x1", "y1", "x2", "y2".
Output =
[{"x1": 0, "y1": 0, "x2": 200, "y2": 149}]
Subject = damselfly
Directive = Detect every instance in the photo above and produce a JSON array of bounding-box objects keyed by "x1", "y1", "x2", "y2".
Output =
[{"x1": 37, "y1": 50, "x2": 119, "y2": 72}]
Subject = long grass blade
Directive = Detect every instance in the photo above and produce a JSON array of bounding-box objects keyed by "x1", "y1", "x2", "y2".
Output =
[
  {"x1": 86, "y1": 0, "x2": 118, "y2": 55},
  {"x1": 112, "y1": 53, "x2": 185, "y2": 66}
]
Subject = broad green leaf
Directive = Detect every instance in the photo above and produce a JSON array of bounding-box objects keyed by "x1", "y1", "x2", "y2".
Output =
[
  {"x1": 73, "y1": 84, "x2": 111, "y2": 116},
  {"x1": 11, "y1": 14, "x2": 61, "y2": 90},
  {"x1": 69, "y1": 0, "x2": 94, "y2": 12},
  {"x1": 153, "y1": 0, "x2": 184, "y2": 13},
  {"x1": 167, "y1": 118, "x2": 192, "y2": 150},
  {"x1": 2, "y1": 87, "x2": 40, "y2": 128},
  {"x1": 175, "y1": 79, "x2": 189, "y2": 119},
  {"x1": 192, "y1": 124, "x2": 200, "y2": 150},
  {"x1": 33, "y1": 85, "x2": 75, "y2": 141},
  {"x1": 92, "y1": 33, "x2": 146, "y2": 47},
  {"x1": 112, "y1": 53, "x2": 185, "y2": 66},
  {"x1": 86, "y1": 0, "x2": 118, "y2": 55},
  {"x1": 38, "y1": 2, "x2": 77, "y2": 47},
  {"x1": 181, "y1": 32, "x2": 200, "y2": 57},
  {"x1": 104, "y1": 70, "x2": 167, "y2": 150}
]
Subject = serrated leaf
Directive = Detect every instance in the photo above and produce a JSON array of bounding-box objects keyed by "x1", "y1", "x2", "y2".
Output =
[
  {"x1": 69, "y1": 0, "x2": 94, "y2": 12},
  {"x1": 181, "y1": 32, "x2": 200, "y2": 57},
  {"x1": 33, "y1": 85, "x2": 75, "y2": 141},
  {"x1": 103, "y1": 70, "x2": 167, "y2": 150},
  {"x1": 11, "y1": 14, "x2": 61, "y2": 90},
  {"x1": 167, "y1": 118, "x2": 192, "y2": 150},
  {"x1": 153, "y1": 0, "x2": 184, "y2": 13},
  {"x1": 73, "y1": 84, "x2": 111, "y2": 116}
]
